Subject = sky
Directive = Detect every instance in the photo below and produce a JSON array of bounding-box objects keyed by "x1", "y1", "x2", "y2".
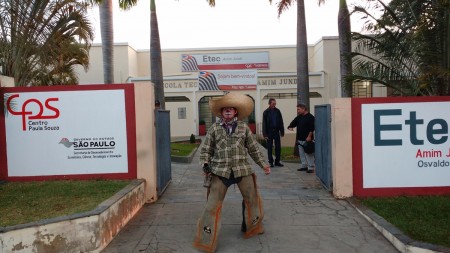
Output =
[{"x1": 87, "y1": 0, "x2": 368, "y2": 50}]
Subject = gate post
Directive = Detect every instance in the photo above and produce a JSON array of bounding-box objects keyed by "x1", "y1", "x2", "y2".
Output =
[
  {"x1": 330, "y1": 98, "x2": 353, "y2": 198},
  {"x1": 134, "y1": 82, "x2": 158, "y2": 203}
]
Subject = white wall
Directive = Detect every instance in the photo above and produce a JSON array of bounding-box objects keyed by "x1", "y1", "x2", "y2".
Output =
[
  {"x1": 0, "y1": 75, "x2": 14, "y2": 87},
  {"x1": 75, "y1": 38, "x2": 365, "y2": 140}
]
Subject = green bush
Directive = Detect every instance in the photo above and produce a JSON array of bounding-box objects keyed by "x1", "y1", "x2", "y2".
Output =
[{"x1": 190, "y1": 134, "x2": 196, "y2": 143}]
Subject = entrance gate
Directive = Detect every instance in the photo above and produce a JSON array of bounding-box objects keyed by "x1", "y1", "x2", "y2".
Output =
[
  {"x1": 198, "y1": 96, "x2": 218, "y2": 131},
  {"x1": 314, "y1": 104, "x2": 332, "y2": 191},
  {"x1": 155, "y1": 110, "x2": 172, "y2": 196}
]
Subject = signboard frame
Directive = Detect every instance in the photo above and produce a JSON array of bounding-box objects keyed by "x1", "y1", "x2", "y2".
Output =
[
  {"x1": 351, "y1": 96, "x2": 450, "y2": 196},
  {"x1": 0, "y1": 84, "x2": 137, "y2": 181}
]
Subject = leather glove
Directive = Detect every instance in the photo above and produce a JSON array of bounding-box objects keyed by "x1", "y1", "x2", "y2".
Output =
[{"x1": 203, "y1": 163, "x2": 211, "y2": 174}]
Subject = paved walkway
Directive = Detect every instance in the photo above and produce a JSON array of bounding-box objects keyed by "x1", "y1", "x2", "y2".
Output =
[{"x1": 102, "y1": 145, "x2": 398, "y2": 253}]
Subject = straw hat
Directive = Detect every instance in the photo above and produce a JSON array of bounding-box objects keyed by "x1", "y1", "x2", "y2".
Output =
[{"x1": 209, "y1": 93, "x2": 254, "y2": 120}]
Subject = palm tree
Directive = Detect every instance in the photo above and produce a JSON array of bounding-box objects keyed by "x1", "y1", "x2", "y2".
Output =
[
  {"x1": 89, "y1": 0, "x2": 137, "y2": 84},
  {"x1": 336, "y1": 0, "x2": 352, "y2": 97},
  {"x1": 205, "y1": 1, "x2": 311, "y2": 107},
  {"x1": 275, "y1": 0, "x2": 353, "y2": 100},
  {"x1": 207, "y1": 0, "x2": 310, "y2": 106},
  {"x1": 150, "y1": 0, "x2": 165, "y2": 109},
  {"x1": 351, "y1": 0, "x2": 450, "y2": 96},
  {"x1": 0, "y1": 0, "x2": 94, "y2": 86},
  {"x1": 317, "y1": 0, "x2": 352, "y2": 97},
  {"x1": 99, "y1": 0, "x2": 114, "y2": 84},
  {"x1": 270, "y1": 0, "x2": 310, "y2": 107}
]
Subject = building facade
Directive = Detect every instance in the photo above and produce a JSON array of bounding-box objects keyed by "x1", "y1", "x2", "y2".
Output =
[{"x1": 75, "y1": 37, "x2": 386, "y2": 143}]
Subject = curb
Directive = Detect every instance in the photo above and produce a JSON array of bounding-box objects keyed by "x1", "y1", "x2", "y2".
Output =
[
  {"x1": 171, "y1": 145, "x2": 199, "y2": 163},
  {"x1": 0, "y1": 179, "x2": 146, "y2": 253},
  {"x1": 170, "y1": 138, "x2": 202, "y2": 164},
  {"x1": 347, "y1": 198, "x2": 450, "y2": 253}
]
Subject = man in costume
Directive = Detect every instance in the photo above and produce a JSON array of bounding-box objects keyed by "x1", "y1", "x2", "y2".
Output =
[{"x1": 193, "y1": 93, "x2": 271, "y2": 253}]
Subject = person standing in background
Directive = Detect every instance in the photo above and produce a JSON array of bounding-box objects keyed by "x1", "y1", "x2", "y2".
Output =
[
  {"x1": 262, "y1": 98, "x2": 284, "y2": 167},
  {"x1": 287, "y1": 103, "x2": 315, "y2": 173}
]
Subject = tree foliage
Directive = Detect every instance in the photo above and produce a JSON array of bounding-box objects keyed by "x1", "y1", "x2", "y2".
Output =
[
  {"x1": 0, "y1": 0, "x2": 94, "y2": 86},
  {"x1": 351, "y1": 0, "x2": 450, "y2": 96},
  {"x1": 87, "y1": 0, "x2": 138, "y2": 84}
]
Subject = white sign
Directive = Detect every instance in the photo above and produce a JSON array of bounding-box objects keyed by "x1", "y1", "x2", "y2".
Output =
[
  {"x1": 182, "y1": 52, "x2": 269, "y2": 72},
  {"x1": 361, "y1": 101, "x2": 450, "y2": 188},
  {"x1": 164, "y1": 79, "x2": 198, "y2": 92},
  {"x1": 5, "y1": 90, "x2": 128, "y2": 176},
  {"x1": 198, "y1": 70, "x2": 257, "y2": 91}
]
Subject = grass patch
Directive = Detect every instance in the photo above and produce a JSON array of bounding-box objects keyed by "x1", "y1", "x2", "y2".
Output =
[
  {"x1": 280, "y1": 146, "x2": 300, "y2": 162},
  {"x1": 171, "y1": 142, "x2": 199, "y2": 156},
  {"x1": 0, "y1": 180, "x2": 130, "y2": 227},
  {"x1": 359, "y1": 196, "x2": 450, "y2": 247},
  {"x1": 257, "y1": 137, "x2": 299, "y2": 162}
]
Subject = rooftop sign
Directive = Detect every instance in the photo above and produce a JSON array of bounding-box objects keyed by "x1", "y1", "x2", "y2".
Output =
[{"x1": 181, "y1": 52, "x2": 269, "y2": 72}]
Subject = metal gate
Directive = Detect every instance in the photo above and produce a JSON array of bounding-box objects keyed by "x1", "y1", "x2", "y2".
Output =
[
  {"x1": 314, "y1": 104, "x2": 332, "y2": 191},
  {"x1": 198, "y1": 95, "x2": 256, "y2": 130},
  {"x1": 155, "y1": 110, "x2": 172, "y2": 196}
]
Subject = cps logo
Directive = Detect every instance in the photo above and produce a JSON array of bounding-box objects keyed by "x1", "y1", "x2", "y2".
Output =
[{"x1": 7, "y1": 94, "x2": 60, "y2": 131}]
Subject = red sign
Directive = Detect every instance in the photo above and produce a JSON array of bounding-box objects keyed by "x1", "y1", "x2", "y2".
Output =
[{"x1": 7, "y1": 94, "x2": 60, "y2": 131}]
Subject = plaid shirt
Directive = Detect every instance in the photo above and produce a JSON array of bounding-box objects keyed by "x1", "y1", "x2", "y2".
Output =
[{"x1": 200, "y1": 120, "x2": 267, "y2": 179}]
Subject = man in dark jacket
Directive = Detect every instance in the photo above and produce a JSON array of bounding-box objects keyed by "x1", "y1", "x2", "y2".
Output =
[
  {"x1": 287, "y1": 103, "x2": 315, "y2": 173},
  {"x1": 262, "y1": 98, "x2": 284, "y2": 167}
]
